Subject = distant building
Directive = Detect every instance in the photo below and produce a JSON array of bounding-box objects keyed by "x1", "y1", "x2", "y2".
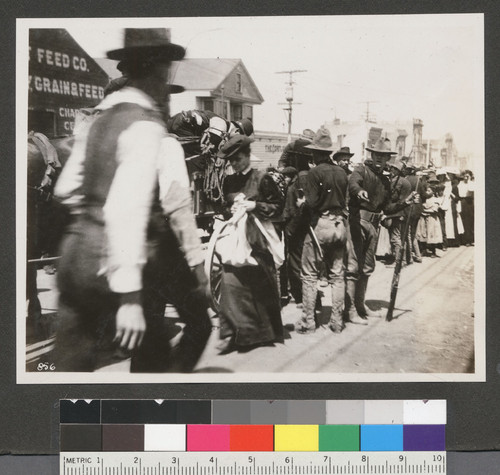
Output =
[
  {"x1": 323, "y1": 117, "x2": 469, "y2": 171},
  {"x1": 95, "y1": 57, "x2": 264, "y2": 123},
  {"x1": 251, "y1": 131, "x2": 300, "y2": 170},
  {"x1": 323, "y1": 118, "x2": 415, "y2": 164},
  {"x1": 420, "y1": 133, "x2": 468, "y2": 171},
  {"x1": 96, "y1": 56, "x2": 279, "y2": 170},
  {"x1": 170, "y1": 58, "x2": 264, "y2": 122}
]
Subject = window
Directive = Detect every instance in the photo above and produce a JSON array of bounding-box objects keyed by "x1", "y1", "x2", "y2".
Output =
[
  {"x1": 217, "y1": 100, "x2": 228, "y2": 118},
  {"x1": 230, "y1": 104, "x2": 243, "y2": 121},
  {"x1": 243, "y1": 105, "x2": 253, "y2": 121},
  {"x1": 200, "y1": 98, "x2": 214, "y2": 112},
  {"x1": 236, "y1": 73, "x2": 242, "y2": 93}
]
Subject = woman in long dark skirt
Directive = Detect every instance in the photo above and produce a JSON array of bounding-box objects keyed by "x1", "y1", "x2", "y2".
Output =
[{"x1": 216, "y1": 135, "x2": 285, "y2": 353}]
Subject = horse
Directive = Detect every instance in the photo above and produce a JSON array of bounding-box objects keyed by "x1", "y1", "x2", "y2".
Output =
[{"x1": 26, "y1": 133, "x2": 73, "y2": 340}]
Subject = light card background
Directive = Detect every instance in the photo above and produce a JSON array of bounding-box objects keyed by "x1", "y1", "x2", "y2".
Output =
[{"x1": 0, "y1": 0, "x2": 499, "y2": 464}]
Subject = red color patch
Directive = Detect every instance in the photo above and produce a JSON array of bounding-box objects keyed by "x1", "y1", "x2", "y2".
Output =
[{"x1": 230, "y1": 425, "x2": 274, "y2": 451}]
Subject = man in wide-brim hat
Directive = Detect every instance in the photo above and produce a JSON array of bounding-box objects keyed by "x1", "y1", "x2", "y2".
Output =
[
  {"x1": 294, "y1": 127, "x2": 350, "y2": 334},
  {"x1": 331, "y1": 146, "x2": 355, "y2": 173},
  {"x1": 278, "y1": 128, "x2": 314, "y2": 171},
  {"x1": 53, "y1": 28, "x2": 212, "y2": 373},
  {"x1": 347, "y1": 138, "x2": 418, "y2": 319},
  {"x1": 385, "y1": 159, "x2": 413, "y2": 267}
]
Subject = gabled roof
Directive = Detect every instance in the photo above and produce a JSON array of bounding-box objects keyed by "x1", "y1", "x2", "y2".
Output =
[
  {"x1": 171, "y1": 58, "x2": 264, "y2": 103},
  {"x1": 170, "y1": 58, "x2": 240, "y2": 90},
  {"x1": 93, "y1": 57, "x2": 264, "y2": 103}
]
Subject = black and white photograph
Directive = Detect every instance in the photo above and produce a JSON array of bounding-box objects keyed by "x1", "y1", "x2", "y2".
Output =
[{"x1": 17, "y1": 14, "x2": 484, "y2": 383}]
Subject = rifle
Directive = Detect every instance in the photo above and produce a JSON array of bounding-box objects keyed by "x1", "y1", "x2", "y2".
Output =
[
  {"x1": 386, "y1": 176, "x2": 420, "y2": 322},
  {"x1": 308, "y1": 225, "x2": 328, "y2": 278}
]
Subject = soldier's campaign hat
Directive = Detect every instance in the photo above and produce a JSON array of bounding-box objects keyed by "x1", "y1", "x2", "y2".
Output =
[
  {"x1": 426, "y1": 170, "x2": 440, "y2": 183},
  {"x1": 305, "y1": 127, "x2": 335, "y2": 152},
  {"x1": 332, "y1": 146, "x2": 354, "y2": 161},
  {"x1": 365, "y1": 138, "x2": 397, "y2": 155},
  {"x1": 217, "y1": 134, "x2": 255, "y2": 160},
  {"x1": 107, "y1": 28, "x2": 186, "y2": 62},
  {"x1": 389, "y1": 159, "x2": 405, "y2": 171},
  {"x1": 300, "y1": 129, "x2": 315, "y2": 141}
]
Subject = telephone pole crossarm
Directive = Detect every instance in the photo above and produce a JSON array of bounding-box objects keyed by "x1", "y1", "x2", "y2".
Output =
[{"x1": 276, "y1": 70, "x2": 307, "y2": 142}]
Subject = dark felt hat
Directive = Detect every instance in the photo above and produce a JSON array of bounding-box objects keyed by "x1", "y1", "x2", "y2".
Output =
[
  {"x1": 232, "y1": 118, "x2": 254, "y2": 136},
  {"x1": 366, "y1": 138, "x2": 397, "y2": 155},
  {"x1": 426, "y1": 171, "x2": 440, "y2": 183},
  {"x1": 305, "y1": 127, "x2": 335, "y2": 152},
  {"x1": 281, "y1": 166, "x2": 298, "y2": 178},
  {"x1": 217, "y1": 134, "x2": 255, "y2": 160},
  {"x1": 332, "y1": 146, "x2": 354, "y2": 161},
  {"x1": 389, "y1": 159, "x2": 405, "y2": 171},
  {"x1": 300, "y1": 129, "x2": 315, "y2": 141},
  {"x1": 107, "y1": 28, "x2": 186, "y2": 62},
  {"x1": 103, "y1": 75, "x2": 185, "y2": 97}
]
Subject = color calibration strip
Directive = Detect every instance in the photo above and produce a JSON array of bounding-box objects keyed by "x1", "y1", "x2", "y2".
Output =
[{"x1": 60, "y1": 400, "x2": 446, "y2": 452}]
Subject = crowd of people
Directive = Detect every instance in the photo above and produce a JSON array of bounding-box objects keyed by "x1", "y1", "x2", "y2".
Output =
[
  {"x1": 42, "y1": 28, "x2": 475, "y2": 372},
  {"x1": 214, "y1": 127, "x2": 475, "y2": 353}
]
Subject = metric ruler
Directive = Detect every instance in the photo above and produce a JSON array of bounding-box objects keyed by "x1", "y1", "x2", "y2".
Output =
[{"x1": 61, "y1": 451, "x2": 446, "y2": 474}]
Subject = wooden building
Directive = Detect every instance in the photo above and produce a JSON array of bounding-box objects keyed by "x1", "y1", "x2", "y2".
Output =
[{"x1": 28, "y1": 29, "x2": 109, "y2": 137}]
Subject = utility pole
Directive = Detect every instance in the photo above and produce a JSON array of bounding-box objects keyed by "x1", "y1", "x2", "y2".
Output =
[
  {"x1": 359, "y1": 101, "x2": 378, "y2": 123},
  {"x1": 276, "y1": 69, "x2": 306, "y2": 143},
  {"x1": 220, "y1": 84, "x2": 225, "y2": 119}
]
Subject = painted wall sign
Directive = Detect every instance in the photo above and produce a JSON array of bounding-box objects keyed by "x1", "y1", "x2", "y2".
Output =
[{"x1": 28, "y1": 29, "x2": 109, "y2": 136}]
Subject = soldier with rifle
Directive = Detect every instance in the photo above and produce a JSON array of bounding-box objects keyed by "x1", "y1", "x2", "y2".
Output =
[
  {"x1": 348, "y1": 138, "x2": 418, "y2": 319},
  {"x1": 295, "y1": 128, "x2": 349, "y2": 334}
]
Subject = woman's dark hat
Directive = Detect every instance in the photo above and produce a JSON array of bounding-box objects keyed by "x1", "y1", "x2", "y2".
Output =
[
  {"x1": 305, "y1": 127, "x2": 335, "y2": 152},
  {"x1": 332, "y1": 146, "x2": 354, "y2": 161},
  {"x1": 232, "y1": 118, "x2": 254, "y2": 136},
  {"x1": 217, "y1": 135, "x2": 255, "y2": 160},
  {"x1": 107, "y1": 28, "x2": 186, "y2": 62},
  {"x1": 366, "y1": 138, "x2": 397, "y2": 155},
  {"x1": 281, "y1": 166, "x2": 298, "y2": 178}
]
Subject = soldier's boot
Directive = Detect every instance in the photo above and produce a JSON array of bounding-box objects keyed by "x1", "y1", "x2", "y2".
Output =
[
  {"x1": 295, "y1": 280, "x2": 318, "y2": 334},
  {"x1": 355, "y1": 275, "x2": 382, "y2": 318},
  {"x1": 344, "y1": 279, "x2": 368, "y2": 325},
  {"x1": 329, "y1": 278, "x2": 346, "y2": 333}
]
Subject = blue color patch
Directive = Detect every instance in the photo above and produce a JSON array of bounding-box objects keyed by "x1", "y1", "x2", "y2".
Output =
[{"x1": 360, "y1": 425, "x2": 403, "y2": 451}]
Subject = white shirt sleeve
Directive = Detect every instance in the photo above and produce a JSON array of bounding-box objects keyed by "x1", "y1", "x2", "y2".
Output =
[
  {"x1": 54, "y1": 120, "x2": 92, "y2": 208},
  {"x1": 157, "y1": 136, "x2": 204, "y2": 267},
  {"x1": 157, "y1": 136, "x2": 190, "y2": 197},
  {"x1": 103, "y1": 120, "x2": 165, "y2": 293}
]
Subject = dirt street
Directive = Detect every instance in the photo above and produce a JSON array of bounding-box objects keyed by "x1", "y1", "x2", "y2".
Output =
[
  {"x1": 27, "y1": 246, "x2": 475, "y2": 376},
  {"x1": 195, "y1": 246, "x2": 475, "y2": 375}
]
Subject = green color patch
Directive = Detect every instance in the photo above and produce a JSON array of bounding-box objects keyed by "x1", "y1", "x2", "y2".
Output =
[{"x1": 318, "y1": 425, "x2": 360, "y2": 451}]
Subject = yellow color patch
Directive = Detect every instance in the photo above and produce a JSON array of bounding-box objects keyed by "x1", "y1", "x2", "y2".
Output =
[{"x1": 275, "y1": 425, "x2": 319, "y2": 451}]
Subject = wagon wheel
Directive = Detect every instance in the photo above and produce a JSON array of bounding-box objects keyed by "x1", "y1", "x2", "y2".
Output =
[{"x1": 204, "y1": 219, "x2": 228, "y2": 313}]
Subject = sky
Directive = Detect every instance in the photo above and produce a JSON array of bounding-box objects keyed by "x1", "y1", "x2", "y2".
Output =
[{"x1": 49, "y1": 15, "x2": 482, "y2": 160}]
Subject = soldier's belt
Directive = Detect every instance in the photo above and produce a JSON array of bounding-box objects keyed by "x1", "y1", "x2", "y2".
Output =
[{"x1": 359, "y1": 209, "x2": 383, "y2": 226}]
